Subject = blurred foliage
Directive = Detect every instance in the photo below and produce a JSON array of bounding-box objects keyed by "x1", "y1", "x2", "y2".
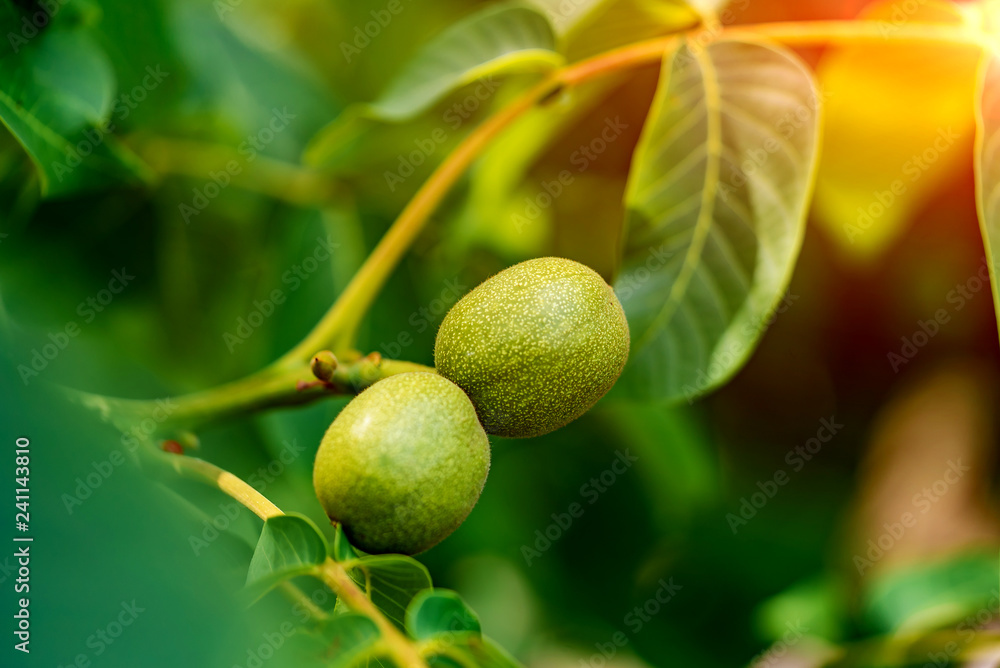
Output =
[{"x1": 1, "y1": 0, "x2": 1000, "y2": 667}]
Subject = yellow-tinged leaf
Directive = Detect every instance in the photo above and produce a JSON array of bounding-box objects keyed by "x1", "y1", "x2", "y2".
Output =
[
  {"x1": 813, "y1": 0, "x2": 980, "y2": 260},
  {"x1": 974, "y1": 50, "x2": 1000, "y2": 342},
  {"x1": 615, "y1": 38, "x2": 821, "y2": 402}
]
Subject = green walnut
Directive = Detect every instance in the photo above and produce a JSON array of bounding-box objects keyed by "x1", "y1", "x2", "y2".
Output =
[
  {"x1": 435, "y1": 257, "x2": 630, "y2": 438},
  {"x1": 313, "y1": 372, "x2": 490, "y2": 555}
]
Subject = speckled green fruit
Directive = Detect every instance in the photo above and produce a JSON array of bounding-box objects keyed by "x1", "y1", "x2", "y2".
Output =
[
  {"x1": 434, "y1": 257, "x2": 630, "y2": 438},
  {"x1": 312, "y1": 372, "x2": 490, "y2": 555}
]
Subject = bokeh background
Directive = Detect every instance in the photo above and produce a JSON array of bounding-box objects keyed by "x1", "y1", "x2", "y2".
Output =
[{"x1": 2, "y1": 0, "x2": 999, "y2": 666}]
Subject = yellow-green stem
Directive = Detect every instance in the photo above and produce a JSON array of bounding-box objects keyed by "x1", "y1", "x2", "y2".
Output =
[
  {"x1": 69, "y1": 357, "x2": 434, "y2": 434},
  {"x1": 730, "y1": 19, "x2": 988, "y2": 49},
  {"x1": 317, "y1": 560, "x2": 427, "y2": 667},
  {"x1": 167, "y1": 453, "x2": 428, "y2": 668}
]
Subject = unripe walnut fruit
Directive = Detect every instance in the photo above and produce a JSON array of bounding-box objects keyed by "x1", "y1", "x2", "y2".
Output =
[
  {"x1": 434, "y1": 257, "x2": 630, "y2": 438},
  {"x1": 313, "y1": 372, "x2": 490, "y2": 555}
]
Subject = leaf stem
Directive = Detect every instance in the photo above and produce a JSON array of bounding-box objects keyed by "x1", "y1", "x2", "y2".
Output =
[
  {"x1": 726, "y1": 20, "x2": 989, "y2": 49},
  {"x1": 166, "y1": 452, "x2": 428, "y2": 668},
  {"x1": 69, "y1": 356, "x2": 434, "y2": 434},
  {"x1": 170, "y1": 454, "x2": 283, "y2": 519},
  {"x1": 316, "y1": 560, "x2": 427, "y2": 667}
]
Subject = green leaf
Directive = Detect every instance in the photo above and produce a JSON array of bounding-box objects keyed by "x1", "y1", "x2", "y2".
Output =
[
  {"x1": 756, "y1": 576, "x2": 847, "y2": 643},
  {"x1": 344, "y1": 554, "x2": 433, "y2": 630},
  {"x1": 331, "y1": 524, "x2": 360, "y2": 562},
  {"x1": 89, "y1": 0, "x2": 184, "y2": 129},
  {"x1": 305, "y1": 2, "x2": 560, "y2": 168},
  {"x1": 170, "y1": 0, "x2": 336, "y2": 141},
  {"x1": 283, "y1": 614, "x2": 382, "y2": 668},
  {"x1": 974, "y1": 52, "x2": 1000, "y2": 344},
  {"x1": 320, "y1": 614, "x2": 382, "y2": 668},
  {"x1": 0, "y1": 28, "x2": 151, "y2": 197},
  {"x1": 430, "y1": 635, "x2": 524, "y2": 668},
  {"x1": 402, "y1": 590, "x2": 521, "y2": 668},
  {"x1": 245, "y1": 513, "x2": 329, "y2": 601},
  {"x1": 370, "y1": 2, "x2": 559, "y2": 121},
  {"x1": 861, "y1": 550, "x2": 999, "y2": 634},
  {"x1": 614, "y1": 38, "x2": 821, "y2": 403},
  {"x1": 405, "y1": 589, "x2": 482, "y2": 640}
]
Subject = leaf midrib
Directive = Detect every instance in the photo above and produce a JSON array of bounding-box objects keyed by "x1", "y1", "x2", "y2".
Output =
[{"x1": 634, "y1": 43, "x2": 724, "y2": 353}]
